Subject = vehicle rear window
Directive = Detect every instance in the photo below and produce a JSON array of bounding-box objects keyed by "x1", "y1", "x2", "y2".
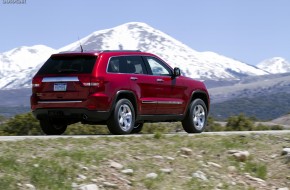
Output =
[{"x1": 37, "y1": 56, "x2": 97, "y2": 74}]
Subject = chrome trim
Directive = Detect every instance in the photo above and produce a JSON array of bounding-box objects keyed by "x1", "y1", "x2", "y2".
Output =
[
  {"x1": 130, "y1": 77, "x2": 138, "y2": 81},
  {"x1": 142, "y1": 101, "x2": 158, "y2": 104},
  {"x1": 38, "y1": 100, "x2": 82, "y2": 104},
  {"x1": 42, "y1": 77, "x2": 79, "y2": 82},
  {"x1": 141, "y1": 100, "x2": 182, "y2": 105},
  {"x1": 157, "y1": 101, "x2": 183, "y2": 105}
]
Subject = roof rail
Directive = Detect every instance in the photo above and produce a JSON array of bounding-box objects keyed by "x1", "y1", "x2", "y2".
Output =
[
  {"x1": 101, "y1": 50, "x2": 142, "y2": 52},
  {"x1": 57, "y1": 50, "x2": 84, "y2": 54}
]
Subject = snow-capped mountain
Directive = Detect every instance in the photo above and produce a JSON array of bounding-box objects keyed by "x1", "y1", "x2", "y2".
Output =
[
  {"x1": 0, "y1": 45, "x2": 55, "y2": 89},
  {"x1": 257, "y1": 57, "x2": 290, "y2": 74},
  {"x1": 0, "y1": 22, "x2": 275, "y2": 90},
  {"x1": 60, "y1": 22, "x2": 268, "y2": 80}
]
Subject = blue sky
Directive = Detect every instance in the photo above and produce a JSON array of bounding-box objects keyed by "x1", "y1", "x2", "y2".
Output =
[{"x1": 1, "y1": 0, "x2": 290, "y2": 65}]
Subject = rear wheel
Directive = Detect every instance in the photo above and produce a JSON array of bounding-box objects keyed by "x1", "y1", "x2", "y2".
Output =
[
  {"x1": 40, "y1": 119, "x2": 67, "y2": 135},
  {"x1": 182, "y1": 99, "x2": 207, "y2": 133},
  {"x1": 107, "y1": 99, "x2": 135, "y2": 135},
  {"x1": 131, "y1": 123, "x2": 144, "y2": 134}
]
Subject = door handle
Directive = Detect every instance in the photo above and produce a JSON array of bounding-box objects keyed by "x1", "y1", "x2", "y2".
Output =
[
  {"x1": 130, "y1": 77, "x2": 138, "y2": 81},
  {"x1": 156, "y1": 79, "x2": 164, "y2": 82}
]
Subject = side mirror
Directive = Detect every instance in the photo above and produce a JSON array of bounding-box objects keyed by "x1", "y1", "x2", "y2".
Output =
[{"x1": 173, "y1": 67, "x2": 181, "y2": 77}]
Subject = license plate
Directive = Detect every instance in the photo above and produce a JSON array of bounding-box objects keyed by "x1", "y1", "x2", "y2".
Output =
[
  {"x1": 54, "y1": 83, "x2": 67, "y2": 91},
  {"x1": 48, "y1": 111, "x2": 64, "y2": 117}
]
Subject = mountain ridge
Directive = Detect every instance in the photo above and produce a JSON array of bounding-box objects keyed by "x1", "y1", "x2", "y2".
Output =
[
  {"x1": 0, "y1": 22, "x2": 278, "y2": 90},
  {"x1": 0, "y1": 45, "x2": 55, "y2": 89},
  {"x1": 257, "y1": 57, "x2": 290, "y2": 74}
]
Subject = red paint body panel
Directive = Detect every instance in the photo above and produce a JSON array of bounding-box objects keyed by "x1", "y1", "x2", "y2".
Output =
[{"x1": 31, "y1": 50, "x2": 210, "y2": 124}]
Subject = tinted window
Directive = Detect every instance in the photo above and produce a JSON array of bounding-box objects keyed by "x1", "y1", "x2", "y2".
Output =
[
  {"x1": 107, "y1": 57, "x2": 121, "y2": 73},
  {"x1": 124, "y1": 56, "x2": 146, "y2": 74},
  {"x1": 108, "y1": 56, "x2": 146, "y2": 74},
  {"x1": 145, "y1": 57, "x2": 171, "y2": 76},
  {"x1": 37, "y1": 56, "x2": 97, "y2": 74}
]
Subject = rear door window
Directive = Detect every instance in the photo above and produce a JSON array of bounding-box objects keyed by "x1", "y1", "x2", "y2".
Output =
[
  {"x1": 37, "y1": 56, "x2": 97, "y2": 75},
  {"x1": 107, "y1": 56, "x2": 147, "y2": 74}
]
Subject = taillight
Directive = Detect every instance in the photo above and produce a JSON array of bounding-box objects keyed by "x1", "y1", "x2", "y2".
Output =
[
  {"x1": 79, "y1": 76, "x2": 104, "y2": 93},
  {"x1": 32, "y1": 77, "x2": 42, "y2": 94},
  {"x1": 32, "y1": 77, "x2": 42, "y2": 88},
  {"x1": 81, "y1": 81, "x2": 100, "y2": 87}
]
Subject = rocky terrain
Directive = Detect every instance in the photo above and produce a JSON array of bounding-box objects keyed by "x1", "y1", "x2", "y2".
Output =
[{"x1": 0, "y1": 133, "x2": 289, "y2": 190}]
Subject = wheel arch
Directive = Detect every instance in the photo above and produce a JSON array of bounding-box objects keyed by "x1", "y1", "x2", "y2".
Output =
[
  {"x1": 188, "y1": 90, "x2": 210, "y2": 113},
  {"x1": 112, "y1": 90, "x2": 138, "y2": 117}
]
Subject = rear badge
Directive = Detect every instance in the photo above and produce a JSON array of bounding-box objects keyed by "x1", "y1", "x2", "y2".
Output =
[{"x1": 54, "y1": 83, "x2": 67, "y2": 91}]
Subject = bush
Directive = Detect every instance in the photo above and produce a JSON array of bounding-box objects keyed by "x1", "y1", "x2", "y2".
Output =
[
  {"x1": 252, "y1": 124, "x2": 283, "y2": 131},
  {"x1": 254, "y1": 124, "x2": 270, "y2": 131},
  {"x1": 0, "y1": 112, "x2": 41, "y2": 135},
  {"x1": 65, "y1": 123, "x2": 110, "y2": 135},
  {"x1": 269, "y1": 125, "x2": 284, "y2": 130},
  {"x1": 205, "y1": 117, "x2": 225, "y2": 132},
  {"x1": 226, "y1": 114, "x2": 255, "y2": 131},
  {"x1": 0, "y1": 113, "x2": 110, "y2": 136},
  {"x1": 142, "y1": 123, "x2": 181, "y2": 134},
  {"x1": 0, "y1": 112, "x2": 285, "y2": 136}
]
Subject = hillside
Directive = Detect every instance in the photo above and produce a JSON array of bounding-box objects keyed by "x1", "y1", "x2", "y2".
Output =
[
  {"x1": 271, "y1": 114, "x2": 290, "y2": 126},
  {"x1": 210, "y1": 93, "x2": 290, "y2": 121},
  {"x1": 0, "y1": 22, "x2": 269, "y2": 90},
  {"x1": 208, "y1": 73, "x2": 290, "y2": 103}
]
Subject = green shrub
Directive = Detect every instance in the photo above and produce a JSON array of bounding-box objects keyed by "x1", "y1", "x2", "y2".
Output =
[
  {"x1": 270, "y1": 125, "x2": 284, "y2": 130},
  {"x1": 254, "y1": 124, "x2": 271, "y2": 131},
  {"x1": 65, "y1": 123, "x2": 109, "y2": 135},
  {"x1": 226, "y1": 114, "x2": 255, "y2": 131},
  {"x1": 0, "y1": 112, "x2": 285, "y2": 136},
  {"x1": 205, "y1": 116, "x2": 225, "y2": 132},
  {"x1": 253, "y1": 124, "x2": 284, "y2": 131},
  {"x1": 0, "y1": 112, "x2": 41, "y2": 135},
  {"x1": 142, "y1": 123, "x2": 179, "y2": 134}
]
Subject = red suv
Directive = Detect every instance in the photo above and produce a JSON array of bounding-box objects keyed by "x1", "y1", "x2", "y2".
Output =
[{"x1": 31, "y1": 50, "x2": 210, "y2": 135}]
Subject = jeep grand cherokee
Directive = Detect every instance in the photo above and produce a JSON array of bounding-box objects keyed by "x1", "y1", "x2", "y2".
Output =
[{"x1": 31, "y1": 50, "x2": 210, "y2": 135}]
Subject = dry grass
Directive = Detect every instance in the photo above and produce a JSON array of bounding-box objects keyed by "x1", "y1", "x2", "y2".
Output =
[{"x1": 0, "y1": 133, "x2": 289, "y2": 189}]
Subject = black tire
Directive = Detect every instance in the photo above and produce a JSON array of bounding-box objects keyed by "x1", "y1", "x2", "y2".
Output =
[
  {"x1": 131, "y1": 123, "x2": 144, "y2": 134},
  {"x1": 182, "y1": 99, "x2": 207, "y2": 133},
  {"x1": 107, "y1": 99, "x2": 135, "y2": 135},
  {"x1": 40, "y1": 119, "x2": 67, "y2": 135}
]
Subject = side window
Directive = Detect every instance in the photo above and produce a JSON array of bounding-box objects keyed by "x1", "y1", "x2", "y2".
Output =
[
  {"x1": 108, "y1": 56, "x2": 147, "y2": 74},
  {"x1": 108, "y1": 57, "x2": 121, "y2": 73},
  {"x1": 123, "y1": 56, "x2": 146, "y2": 74},
  {"x1": 145, "y1": 57, "x2": 171, "y2": 76}
]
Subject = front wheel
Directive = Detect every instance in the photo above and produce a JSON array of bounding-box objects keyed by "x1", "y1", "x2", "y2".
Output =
[
  {"x1": 107, "y1": 99, "x2": 135, "y2": 135},
  {"x1": 182, "y1": 99, "x2": 207, "y2": 133},
  {"x1": 40, "y1": 119, "x2": 67, "y2": 135}
]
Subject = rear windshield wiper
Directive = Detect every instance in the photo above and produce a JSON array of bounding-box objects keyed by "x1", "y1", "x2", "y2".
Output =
[{"x1": 58, "y1": 69, "x2": 78, "y2": 73}]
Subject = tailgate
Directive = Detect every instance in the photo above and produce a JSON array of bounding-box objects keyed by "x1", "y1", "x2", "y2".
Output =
[{"x1": 38, "y1": 76, "x2": 90, "y2": 101}]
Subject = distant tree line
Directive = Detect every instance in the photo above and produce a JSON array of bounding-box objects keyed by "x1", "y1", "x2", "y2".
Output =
[
  {"x1": 2, "y1": 92, "x2": 290, "y2": 121},
  {"x1": 0, "y1": 112, "x2": 283, "y2": 136},
  {"x1": 210, "y1": 92, "x2": 290, "y2": 121}
]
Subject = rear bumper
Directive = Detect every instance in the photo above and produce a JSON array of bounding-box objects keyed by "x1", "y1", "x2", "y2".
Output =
[{"x1": 32, "y1": 108, "x2": 110, "y2": 123}]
